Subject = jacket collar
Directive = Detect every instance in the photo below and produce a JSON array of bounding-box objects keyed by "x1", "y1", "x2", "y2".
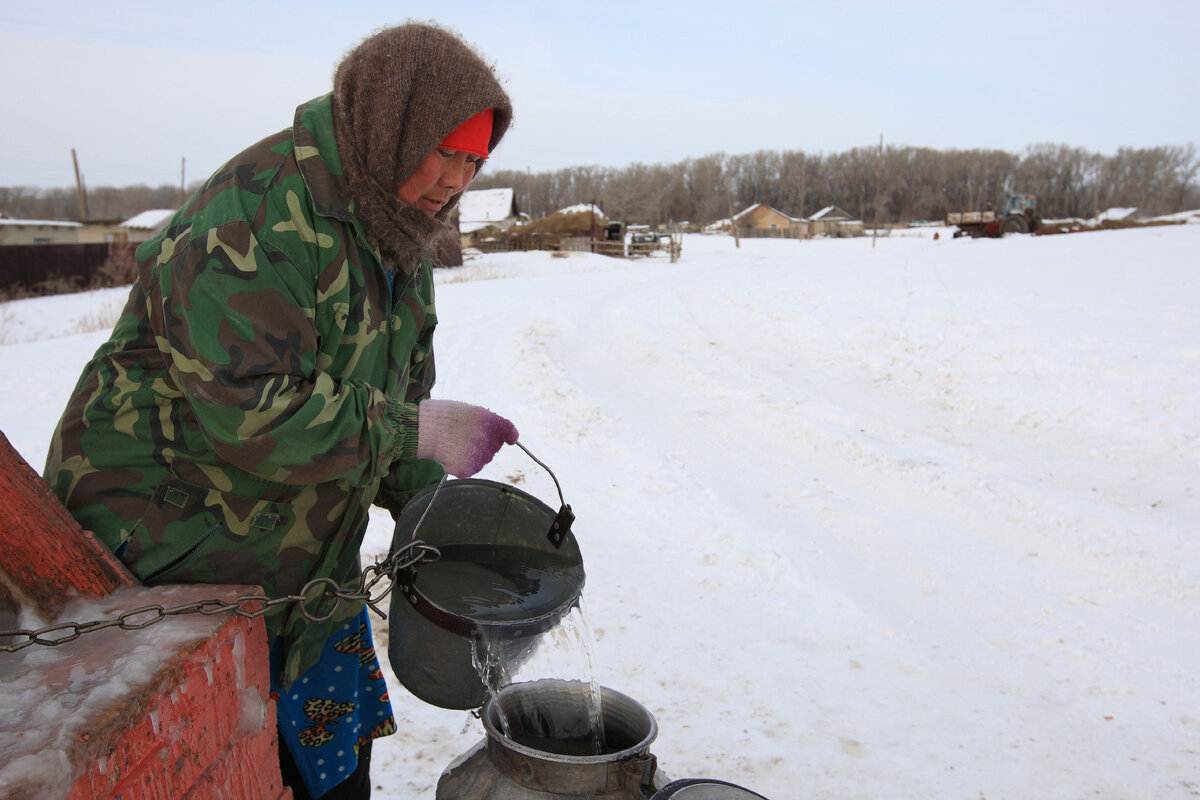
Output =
[{"x1": 293, "y1": 94, "x2": 369, "y2": 236}]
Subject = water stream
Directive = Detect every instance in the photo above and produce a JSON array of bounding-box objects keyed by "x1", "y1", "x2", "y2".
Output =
[
  {"x1": 472, "y1": 599, "x2": 607, "y2": 756},
  {"x1": 406, "y1": 539, "x2": 605, "y2": 755}
]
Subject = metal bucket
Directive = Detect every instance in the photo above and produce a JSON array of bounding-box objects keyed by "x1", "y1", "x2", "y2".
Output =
[
  {"x1": 388, "y1": 471, "x2": 584, "y2": 710},
  {"x1": 436, "y1": 680, "x2": 666, "y2": 799}
]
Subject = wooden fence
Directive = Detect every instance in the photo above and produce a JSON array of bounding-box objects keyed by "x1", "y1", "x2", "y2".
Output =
[
  {"x1": 0, "y1": 243, "x2": 116, "y2": 294},
  {"x1": 737, "y1": 227, "x2": 806, "y2": 239},
  {"x1": 465, "y1": 232, "x2": 682, "y2": 261}
]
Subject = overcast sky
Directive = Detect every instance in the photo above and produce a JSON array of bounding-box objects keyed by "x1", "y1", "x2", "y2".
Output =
[{"x1": 2, "y1": 0, "x2": 1197, "y2": 190}]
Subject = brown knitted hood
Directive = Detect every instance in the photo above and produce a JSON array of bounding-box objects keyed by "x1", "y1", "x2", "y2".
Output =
[{"x1": 332, "y1": 23, "x2": 512, "y2": 270}]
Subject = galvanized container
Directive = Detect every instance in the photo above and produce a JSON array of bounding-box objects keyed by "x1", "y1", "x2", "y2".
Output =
[
  {"x1": 435, "y1": 680, "x2": 773, "y2": 799},
  {"x1": 436, "y1": 680, "x2": 666, "y2": 799}
]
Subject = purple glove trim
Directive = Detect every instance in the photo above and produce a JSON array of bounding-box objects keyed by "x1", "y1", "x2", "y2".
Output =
[{"x1": 416, "y1": 399, "x2": 519, "y2": 478}]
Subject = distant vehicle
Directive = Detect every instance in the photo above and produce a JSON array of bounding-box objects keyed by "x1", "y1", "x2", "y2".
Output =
[
  {"x1": 628, "y1": 231, "x2": 659, "y2": 255},
  {"x1": 946, "y1": 194, "x2": 1042, "y2": 238}
]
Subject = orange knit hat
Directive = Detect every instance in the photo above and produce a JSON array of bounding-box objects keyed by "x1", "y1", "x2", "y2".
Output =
[{"x1": 439, "y1": 108, "x2": 494, "y2": 158}]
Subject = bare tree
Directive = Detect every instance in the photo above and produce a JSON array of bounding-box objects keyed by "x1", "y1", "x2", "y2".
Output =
[{"x1": 1168, "y1": 143, "x2": 1199, "y2": 213}]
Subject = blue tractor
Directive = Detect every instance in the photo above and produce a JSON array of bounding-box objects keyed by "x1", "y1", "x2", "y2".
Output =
[{"x1": 947, "y1": 194, "x2": 1042, "y2": 238}]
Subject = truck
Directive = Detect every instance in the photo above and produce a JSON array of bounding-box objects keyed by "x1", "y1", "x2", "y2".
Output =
[
  {"x1": 946, "y1": 194, "x2": 1041, "y2": 238},
  {"x1": 627, "y1": 228, "x2": 659, "y2": 256}
]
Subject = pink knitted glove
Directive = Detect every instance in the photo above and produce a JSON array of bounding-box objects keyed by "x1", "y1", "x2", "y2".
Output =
[{"x1": 416, "y1": 399, "x2": 519, "y2": 478}]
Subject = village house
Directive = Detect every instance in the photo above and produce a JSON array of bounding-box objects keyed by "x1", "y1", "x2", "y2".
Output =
[
  {"x1": 733, "y1": 203, "x2": 808, "y2": 238},
  {"x1": 119, "y1": 208, "x2": 175, "y2": 244},
  {"x1": 727, "y1": 203, "x2": 866, "y2": 239},
  {"x1": 0, "y1": 209, "x2": 176, "y2": 291},
  {"x1": 808, "y1": 205, "x2": 864, "y2": 237},
  {"x1": 456, "y1": 187, "x2": 520, "y2": 248},
  {"x1": 0, "y1": 208, "x2": 176, "y2": 247},
  {"x1": 76, "y1": 220, "x2": 126, "y2": 244},
  {"x1": 0, "y1": 217, "x2": 84, "y2": 246}
]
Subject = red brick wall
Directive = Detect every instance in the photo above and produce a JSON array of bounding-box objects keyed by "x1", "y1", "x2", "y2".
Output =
[{"x1": 0, "y1": 431, "x2": 291, "y2": 800}]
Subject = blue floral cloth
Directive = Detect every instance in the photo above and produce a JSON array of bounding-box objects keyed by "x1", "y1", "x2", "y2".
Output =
[{"x1": 272, "y1": 608, "x2": 396, "y2": 797}]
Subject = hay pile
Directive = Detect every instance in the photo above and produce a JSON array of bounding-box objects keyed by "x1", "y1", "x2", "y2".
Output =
[
  {"x1": 522, "y1": 207, "x2": 606, "y2": 235},
  {"x1": 473, "y1": 206, "x2": 608, "y2": 252}
]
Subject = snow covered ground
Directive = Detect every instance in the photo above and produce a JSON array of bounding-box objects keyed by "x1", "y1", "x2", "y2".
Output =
[{"x1": 2, "y1": 223, "x2": 1198, "y2": 798}]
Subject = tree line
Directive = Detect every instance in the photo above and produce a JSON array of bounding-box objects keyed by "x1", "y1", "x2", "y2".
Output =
[
  {"x1": 3, "y1": 142, "x2": 1196, "y2": 228},
  {"x1": 473, "y1": 142, "x2": 1199, "y2": 227},
  {"x1": 0, "y1": 183, "x2": 191, "y2": 224}
]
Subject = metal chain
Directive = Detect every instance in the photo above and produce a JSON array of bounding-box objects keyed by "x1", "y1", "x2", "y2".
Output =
[{"x1": 0, "y1": 540, "x2": 440, "y2": 654}]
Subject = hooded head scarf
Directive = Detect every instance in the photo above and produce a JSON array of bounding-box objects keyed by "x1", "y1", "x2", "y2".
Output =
[{"x1": 332, "y1": 23, "x2": 512, "y2": 270}]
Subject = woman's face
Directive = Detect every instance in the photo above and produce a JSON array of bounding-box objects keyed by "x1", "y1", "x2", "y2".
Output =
[{"x1": 397, "y1": 148, "x2": 483, "y2": 215}]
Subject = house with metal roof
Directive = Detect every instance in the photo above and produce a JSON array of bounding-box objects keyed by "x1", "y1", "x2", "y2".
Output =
[
  {"x1": 120, "y1": 208, "x2": 175, "y2": 243},
  {"x1": 808, "y1": 205, "x2": 863, "y2": 237},
  {"x1": 457, "y1": 188, "x2": 520, "y2": 247},
  {"x1": 732, "y1": 203, "x2": 808, "y2": 238}
]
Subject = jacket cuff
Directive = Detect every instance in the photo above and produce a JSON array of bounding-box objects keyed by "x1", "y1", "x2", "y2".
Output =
[{"x1": 386, "y1": 398, "x2": 421, "y2": 460}]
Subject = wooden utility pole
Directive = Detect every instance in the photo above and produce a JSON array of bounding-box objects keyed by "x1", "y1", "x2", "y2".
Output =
[
  {"x1": 71, "y1": 148, "x2": 89, "y2": 221},
  {"x1": 180, "y1": 157, "x2": 186, "y2": 206},
  {"x1": 873, "y1": 134, "x2": 882, "y2": 249},
  {"x1": 798, "y1": 165, "x2": 807, "y2": 241},
  {"x1": 729, "y1": 196, "x2": 740, "y2": 248}
]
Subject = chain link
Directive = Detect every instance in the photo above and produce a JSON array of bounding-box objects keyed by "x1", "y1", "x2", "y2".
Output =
[{"x1": 0, "y1": 541, "x2": 440, "y2": 654}]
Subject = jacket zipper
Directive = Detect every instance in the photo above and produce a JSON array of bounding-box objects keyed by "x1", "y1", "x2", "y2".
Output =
[{"x1": 144, "y1": 522, "x2": 223, "y2": 583}]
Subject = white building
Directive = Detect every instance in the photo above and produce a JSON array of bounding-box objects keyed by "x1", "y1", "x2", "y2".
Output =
[
  {"x1": 120, "y1": 209, "x2": 175, "y2": 243},
  {"x1": 457, "y1": 188, "x2": 519, "y2": 246}
]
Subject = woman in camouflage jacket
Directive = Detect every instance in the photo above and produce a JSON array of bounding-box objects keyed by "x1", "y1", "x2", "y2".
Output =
[{"x1": 44, "y1": 23, "x2": 516, "y2": 799}]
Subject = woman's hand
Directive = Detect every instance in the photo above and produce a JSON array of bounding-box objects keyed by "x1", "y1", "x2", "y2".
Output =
[{"x1": 416, "y1": 399, "x2": 518, "y2": 477}]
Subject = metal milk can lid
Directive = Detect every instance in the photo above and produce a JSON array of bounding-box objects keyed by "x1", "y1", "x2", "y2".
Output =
[{"x1": 651, "y1": 778, "x2": 771, "y2": 799}]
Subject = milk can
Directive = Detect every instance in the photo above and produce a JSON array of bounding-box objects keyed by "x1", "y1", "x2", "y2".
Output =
[
  {"x1": 437, "y1": 680, "x2": 663, "y2": 799},
  {"x1": 435, "y1": 680, "x2": 771, "y2": 800}
]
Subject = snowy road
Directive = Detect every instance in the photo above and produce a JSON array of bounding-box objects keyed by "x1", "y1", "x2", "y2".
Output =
[{"x1": 3, "y1": 224, "x2": 1198, "y2": 798}]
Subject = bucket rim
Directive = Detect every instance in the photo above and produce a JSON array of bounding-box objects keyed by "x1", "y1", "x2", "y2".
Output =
[
  {"x1": 400, "y1": 476, "x2": 577, "y2": 551},
  {"x1": 481, "y1": 679, "x2": 658, "y2": 764},
  {"x1": 397, "y1": 573, "x2": 584, "y2": 638},
  {"x1": 393, "y1": 478, "x2": 584, "y2": 636},
  {"x1": 402, "y1": 476, "x2": 555, "y2": 516}
]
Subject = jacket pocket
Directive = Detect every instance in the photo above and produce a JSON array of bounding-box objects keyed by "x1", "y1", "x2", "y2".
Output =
[{"x1": 122, "y1": 476, "x2": 312, "y2": 599}]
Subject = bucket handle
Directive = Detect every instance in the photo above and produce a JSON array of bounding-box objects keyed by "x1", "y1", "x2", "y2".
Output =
[
  {"x1": 407, "y1": 442, "x2": 575, "y2": 549},
  {"x1": 514, "y1": 442, "x2": 575, "y2": 548}
]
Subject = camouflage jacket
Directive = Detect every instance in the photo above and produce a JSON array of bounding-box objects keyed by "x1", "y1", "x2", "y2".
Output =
[{"x1": 44, "y1": 94, "x2": 444, "y2": 684}]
